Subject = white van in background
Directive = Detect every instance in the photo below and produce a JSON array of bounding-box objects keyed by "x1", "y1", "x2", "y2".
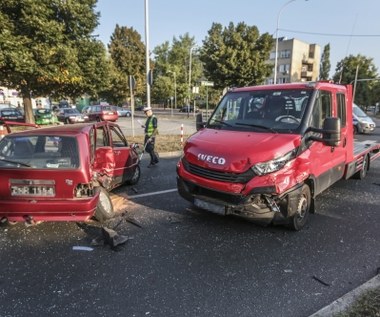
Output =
[{"x1": 353, "y1": 104, "x2": 376, "y2": 134}]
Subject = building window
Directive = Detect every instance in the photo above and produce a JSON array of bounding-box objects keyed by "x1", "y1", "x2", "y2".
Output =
[
  {"x1": 269, "y1": 52, "x2": 276, "y2": 60},
  {"x1": 279, "y1": 64, "x2": 290, "y2": 74},
  {"x1": 280, "y1": 50, "x2": 291, "y2": 58}
]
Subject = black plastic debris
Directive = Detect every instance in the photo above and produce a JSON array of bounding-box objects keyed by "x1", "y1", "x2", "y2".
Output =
[{"x1": 101, "y1": 227, "x2": 129, "y2": 249}]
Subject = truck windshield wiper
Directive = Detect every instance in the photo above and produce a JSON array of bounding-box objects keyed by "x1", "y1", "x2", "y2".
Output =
[
  {"x1": 235, "y1": 123, "x2": 277, "y2": 133},
  {"x1": 210, "y1": 119, "x2": 234, "y2": 127},
  {"x1": 0, "y1": 158, "x2": 32, "y2": 167}
]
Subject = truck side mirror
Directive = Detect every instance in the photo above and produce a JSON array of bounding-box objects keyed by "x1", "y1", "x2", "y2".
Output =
[
  {"x1": 196, "y1": 113, "x2": 205, "y2": 131},
  {"x1": 308, "y1": 117, "x2": 341, "y2": 147},
  {"x1": 322, "y1": 117, "x2": 341, "y2": 147}
]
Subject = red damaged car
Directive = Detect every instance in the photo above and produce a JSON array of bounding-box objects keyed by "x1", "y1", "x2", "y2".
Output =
[{"x1": 0, "y1": 121, "x2": 140, "y2": 224}]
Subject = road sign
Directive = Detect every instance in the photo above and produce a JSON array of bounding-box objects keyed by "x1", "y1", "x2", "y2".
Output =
[{"x1": 201, "y1": 81, "x2": 214, "y2": 87}]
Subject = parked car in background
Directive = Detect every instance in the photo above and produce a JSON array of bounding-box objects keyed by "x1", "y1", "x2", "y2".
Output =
[
  {"x1": 34, "y1": 109, "x2": 58, "y2": 125},
  {"x1": 353, "y1": 104, "x2": 376, "y2": 134},
  {"x1": 0, "y1": 121, "x2": 141, "y2": 224},
  {"x1": 56, "y1": 108, "x2": 89, "y2": 124},
  {"x1": 82, "y1": 105, "x2": 118, "y2": 122},
  {"x1": 179, "y1": 105, "x2": 199, "y2": 113},
  {"x1": 115, "y1": 106, "x2": 131, "y2": 117},
  {"x1": 0, "y1": 108, "x2": 24, "y2": 123}
]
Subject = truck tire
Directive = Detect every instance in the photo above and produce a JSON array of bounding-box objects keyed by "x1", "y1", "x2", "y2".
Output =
[
  {"x1": 126, "y1": 165, "x2": 141, "y2": 185},
  {"x1": 288, "y1": 184, "x2": 311, "y2": 231},
  {"x1": 94, "y1": 187, "x2": 114, "y2": 222},
  {"x1": 353, "y1": 154, "x2": 369, "y2": 180}
]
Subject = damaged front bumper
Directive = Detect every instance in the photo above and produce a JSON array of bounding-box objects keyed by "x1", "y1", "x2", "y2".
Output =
[{"x1": 177, "y1": 176, "x2": 303, "y2": 226}]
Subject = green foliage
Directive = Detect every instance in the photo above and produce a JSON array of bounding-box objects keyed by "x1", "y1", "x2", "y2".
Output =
[
  {"x1": 107, "y1": 25, "x2": 146, "y2": 102},
  {"x1": 320, "y1": 43, "x2": 331, "y2": 80},
  {"x1": 0, "y1": 0, "x2": 108, "y2": 123},
  {"x1": 200, "y1": 22, "x2": 273, "y2": 90},
  {"x1": 333, "y1": 54, "x2": 379, "y2": 106},
  {"x1": 151, "y1": 33, "x2": 201, "y2": 107}
]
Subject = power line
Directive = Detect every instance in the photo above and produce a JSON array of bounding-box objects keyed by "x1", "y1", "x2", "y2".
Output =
[{"x1": 279, "y1": 28, "x2": 380, "y2": 37}]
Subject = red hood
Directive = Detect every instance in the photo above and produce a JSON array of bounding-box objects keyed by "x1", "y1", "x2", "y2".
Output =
[{"x1": 184, "y1": 129, "x2": 301, "y2": 173}]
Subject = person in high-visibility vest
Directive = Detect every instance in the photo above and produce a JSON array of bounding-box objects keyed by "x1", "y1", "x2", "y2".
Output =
[{"x1": 142, "y1": 106, "x2": 159, "y2": 167}]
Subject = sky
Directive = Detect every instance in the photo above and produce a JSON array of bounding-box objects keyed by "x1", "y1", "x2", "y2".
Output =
[{"x1": 95, "y1": 0, "x2": 380, "y2": 77}]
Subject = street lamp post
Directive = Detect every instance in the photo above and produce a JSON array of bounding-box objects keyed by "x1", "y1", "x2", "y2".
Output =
[
  {"x1": 188, "y1": 45, "x2": 198, "y2": 105},
  {"x1": 274, "y1": 0, "x2": 296, "y2": 84},
  {"x1": 168, "y1": 71, "x2": 177, "y2": 116},
  {"x1": 144, "y1": 0, "x2": 151, "y2": 107}
]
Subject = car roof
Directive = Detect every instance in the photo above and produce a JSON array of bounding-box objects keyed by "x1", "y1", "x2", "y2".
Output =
[{"x1": 8, "y1": 121, "x2": 117, "y2": 137}]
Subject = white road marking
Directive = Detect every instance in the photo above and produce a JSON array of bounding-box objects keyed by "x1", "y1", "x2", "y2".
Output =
[{"x1": 128, "y1": 188, "x2": 177, "y2": 199}]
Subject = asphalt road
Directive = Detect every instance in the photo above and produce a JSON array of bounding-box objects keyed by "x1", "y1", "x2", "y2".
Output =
[{"x1": 0, "y1": 120, "x2": 379, "y2": 317}]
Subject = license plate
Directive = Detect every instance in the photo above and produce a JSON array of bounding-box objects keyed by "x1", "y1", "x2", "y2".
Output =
[
  {"x1": 10, "y1": 179, "x2": 56, "y2": 197},
  {"x1": 194, "y1": 198, "x2": 225, "y2": 215},
  {"x1": 11, "y1": 186, "x2": 55, "y2": 196}
]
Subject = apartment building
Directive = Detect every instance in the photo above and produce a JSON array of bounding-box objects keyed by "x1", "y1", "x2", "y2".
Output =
[{"x1": 267, "y1": 38, "x2": 321, "y2": 84}]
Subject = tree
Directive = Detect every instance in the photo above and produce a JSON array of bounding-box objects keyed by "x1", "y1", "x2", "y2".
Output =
[
  {"x1": 200, "y1": 22, "x2": 273, "y2": 90},
  {"x1": 107, "y1": 25, "x2": 146, "y2": 104},
  {"x1": 0, "y1": 0, "x2": 108, "y2": 123},
  {"x1": 319, "y1": 43, "x2": 331, "y2": 80},
  {"x1": 333, "y1": 54, "x2": 378, "y2": 107},
  {"x1": 151, "y1": 33, "x2": 201, "y2": 106}
]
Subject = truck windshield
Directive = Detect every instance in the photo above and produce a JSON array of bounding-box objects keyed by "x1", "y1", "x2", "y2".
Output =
[
  {"x1": 0, "y1": 135, "x2": 80, "y2": 169},
  {"x1": 208, "y1": 89, "x2": 312, "y2": 133}
]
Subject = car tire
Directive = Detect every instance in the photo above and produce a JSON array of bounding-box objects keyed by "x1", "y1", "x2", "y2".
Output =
[
  {"x1": 287, "y1": 184, "x2": 311, "y2": 231},
  {"x1": 126, "y1": 164, "x2": 141, "y2": 185},
  {"x1": 94, "y1": 187, "x2": 114, "y2": 222},
  {"x1": 126, "y1": 112, "x2": 131, "y2": 117}
]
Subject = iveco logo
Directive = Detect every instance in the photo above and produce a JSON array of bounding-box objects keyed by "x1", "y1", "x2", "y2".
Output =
[{"x1": 197, "y1": 153, "x2": 226, "y2": 165}]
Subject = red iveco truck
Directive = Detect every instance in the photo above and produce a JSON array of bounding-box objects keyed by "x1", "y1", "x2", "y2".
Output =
[{"x1": 177, "y1": 81, "x2": 380, "y2": 230}]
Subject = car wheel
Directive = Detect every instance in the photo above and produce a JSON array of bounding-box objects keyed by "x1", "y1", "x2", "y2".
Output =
[
  {"x1": 126, "y1": 164, "x2": 141, "y2": 185},
  {"x1": 288, "y1": 184, "x2": 311, "y2": 231},
  {"x1": 126, "y1": 112, "x2": 131, "y2": 117},
  {"x1": 353, "y1": 154, "x2": 369, "y2": 180},
  {"x1": 353, "y1": 125, "x2": 358, "y2": 135},
  {"x1": 94, "y1": 187, "x2": 114, "y2": 222}
]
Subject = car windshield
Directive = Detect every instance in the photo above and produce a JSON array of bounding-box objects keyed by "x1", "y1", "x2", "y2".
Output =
[
  {"x1": 353, "y1": 105, "x2": 368, "y2": 118},
  {"x1": 0, "y1": 135, "x2": 80, "y2": 169},
  {"x1": 207, "y1": 89, "x2": 312, "y2": 133}
]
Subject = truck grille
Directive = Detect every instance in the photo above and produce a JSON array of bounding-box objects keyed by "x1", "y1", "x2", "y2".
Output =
[{"x1": 182, "y1": 158, "x2": 255, "y2": 183}]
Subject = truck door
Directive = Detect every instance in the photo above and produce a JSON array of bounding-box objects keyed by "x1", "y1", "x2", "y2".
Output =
[{"x1": 308, "y1": 90, "x2": 345, "y2": 194}]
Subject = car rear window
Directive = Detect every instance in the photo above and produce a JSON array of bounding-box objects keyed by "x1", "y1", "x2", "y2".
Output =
[{"x1": 0, "y1": 135, "x2": 80, "y2": 169}]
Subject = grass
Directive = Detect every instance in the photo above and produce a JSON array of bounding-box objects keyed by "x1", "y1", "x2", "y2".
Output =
[
  {"x1": 334, "y1": 286, "x2": 380, "y2": 317},
  {"x1": 129, "y1": 134, "x2": 191, "y2": 153}
]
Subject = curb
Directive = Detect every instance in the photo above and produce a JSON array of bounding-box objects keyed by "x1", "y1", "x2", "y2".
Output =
[{"x1": 309, "y1": 274, "x2": 380, "y2": 316}]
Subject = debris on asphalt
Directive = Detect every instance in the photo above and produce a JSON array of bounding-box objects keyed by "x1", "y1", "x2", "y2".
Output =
[
  {"x1": 312, "y1": 275, "x2": 331, "y2": 287},
  {"x1": 72, "y1": 246, "x2": 94, "y2": 251},
  {"x1": 132, "y1": 187, "x2": 138, "y2": 193},
  {"x1": 102, "y1": 227, "x2": 130, "y2": 250},
  {"x1": 125, "y1": 217, "x2": 143, "y2": 228},
  {"x1": 168, "y1": 216, "x2": 181, "y2": 224}
]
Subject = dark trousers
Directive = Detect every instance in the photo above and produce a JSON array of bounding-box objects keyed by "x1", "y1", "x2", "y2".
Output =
[{"x1": 144, "y1": 135, "x2": 159, "y2": 164}]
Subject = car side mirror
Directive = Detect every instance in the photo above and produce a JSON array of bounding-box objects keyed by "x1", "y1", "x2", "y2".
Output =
[{"x1": 196, "y1": 113, "x2": 205, "y2": 131}]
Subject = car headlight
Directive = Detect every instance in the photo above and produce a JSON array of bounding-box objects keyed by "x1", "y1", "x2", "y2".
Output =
[{"x1": 252, "y1": 149, "x2": 297, "y2": 176}]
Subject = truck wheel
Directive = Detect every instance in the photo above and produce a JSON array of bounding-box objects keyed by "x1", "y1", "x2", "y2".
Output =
[
  {"x1": 288, "y1": 184, "x2": 311, "y2": 231},
  {"x1": 353, "y1": 125, "x2": 358, "y2": 135},
  {"x1": 353, "y1": 154, "x2": 369, "y2": 180},
  {"x1": 126, "y1": 165, "x2": 141, "y2": 185},
  {"x1": 94, "y1": 187, "x2": 114, "y2": 222}
]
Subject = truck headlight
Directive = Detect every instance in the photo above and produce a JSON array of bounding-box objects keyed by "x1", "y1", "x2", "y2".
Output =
[{"x1": 252, "y1": 149, "x2": 296, "y2": 176}]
